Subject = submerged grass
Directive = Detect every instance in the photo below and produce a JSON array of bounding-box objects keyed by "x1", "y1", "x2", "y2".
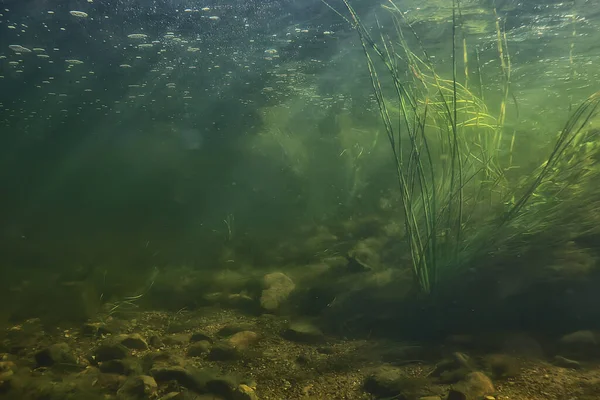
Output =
[{"x1": 327, "y1": 0, "x2": 600, "y2": 295}]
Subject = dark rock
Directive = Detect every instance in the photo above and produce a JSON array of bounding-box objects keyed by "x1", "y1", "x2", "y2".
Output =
[
  {"x1": 450, "y1": 371, "x2": 494, "y2": 400},
  {"x1": 208, "y1": 343, "x2": 240, "y2": 361},
  {"x1": 94, "y1": 343, "x2": 129, "y2": 362},
  {"x1": 283, "y1": 321, "x2": 324, "y2": 343},
  {"x1": 34, "y1": 343, "x2": 79, "y2": 368},
  {"x1": 117, "y1": 375, "x2": 158, "y2": 398},
  {"x1": 187, "y1": 341, "x2": 211, "y2": 357},
  {"x1": 553, "y1": 355, "x2": 582, "y2": 369},
  {"x1": 190, "y1": 331, "x2": 213, "y2": 343},
  {"x1": 260, "y1": 272, "x2": 295, "y2": 311}
]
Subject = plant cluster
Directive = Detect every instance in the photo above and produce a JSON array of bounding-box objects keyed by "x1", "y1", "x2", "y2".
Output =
[{"x1": 326, "y1": 0, "x2": 600, "y2": 294}]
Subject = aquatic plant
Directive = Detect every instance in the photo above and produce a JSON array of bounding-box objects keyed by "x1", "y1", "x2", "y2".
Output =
[{"x1": 327, "y1": 0, "x2": 600, "y2": 294}]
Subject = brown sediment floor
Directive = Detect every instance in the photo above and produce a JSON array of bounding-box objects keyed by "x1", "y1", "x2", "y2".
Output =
[{"x1": 0, "y1": 307, "x2": 598, "y2": 400}]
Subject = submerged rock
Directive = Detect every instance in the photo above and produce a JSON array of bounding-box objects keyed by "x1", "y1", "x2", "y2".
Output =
[{"x1": 260, "y1": 272, "x2": 295, "y2": 311}]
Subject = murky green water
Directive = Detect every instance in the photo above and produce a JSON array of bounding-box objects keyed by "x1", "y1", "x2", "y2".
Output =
[
  {"x1": 2, "y1": 1, "x2": 600, "y2": 399},
  {"x1": 1, "y1": 0, "x2": 599, "y2": 340}
]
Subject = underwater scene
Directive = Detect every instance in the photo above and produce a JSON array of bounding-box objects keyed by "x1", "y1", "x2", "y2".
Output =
[{"x1": 1, "y1": 0, "x2": 600, "y2": 398}]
